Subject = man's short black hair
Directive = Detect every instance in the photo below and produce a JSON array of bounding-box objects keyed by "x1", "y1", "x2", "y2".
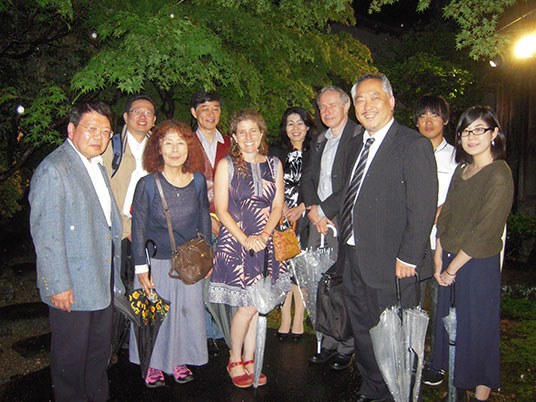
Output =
[
  {"x1": 125, "y1": 94, "x2": 158, "y2": 115},
  {"x1": 412, "y1": 95, "x2": 450, "y2": 125},
  {"x1": 190, "y1": 90, "x2": 222, "y2": 110},
  {"x1": 70, "y1": 102, "x2": 112, "y2": 127}
]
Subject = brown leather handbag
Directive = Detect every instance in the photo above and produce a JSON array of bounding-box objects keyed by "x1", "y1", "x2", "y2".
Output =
[
  {"x1": 273, "y1": 220, "x2": 301, "y2": 261},
  {"x1": 154, "y1": 173, "x2": 213, "y2": 285}
]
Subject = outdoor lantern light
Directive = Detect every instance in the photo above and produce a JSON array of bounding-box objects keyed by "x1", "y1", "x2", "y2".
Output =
[
  {"x1": 489, "y1": 55, "x2": 503, "y2": 67},
  {"x1": 514, "y1": 32, "x2": 536, "y2": 58}
]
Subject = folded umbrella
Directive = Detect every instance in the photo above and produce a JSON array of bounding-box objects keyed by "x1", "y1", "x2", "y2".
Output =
[
  {"x1": 247, "y1": 249, "x2": 288, "y2": 388},
  {"x1": 443, "y1": 283, "x2": 457, "y2": 402},
  {"x1": 128, "y1": 240, "x2": 171, "y2": 378}
]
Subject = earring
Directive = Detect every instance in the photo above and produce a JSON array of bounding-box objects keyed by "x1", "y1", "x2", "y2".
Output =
[{"x1": 492, "y1": 140, "x2": 495, "y2": 146}]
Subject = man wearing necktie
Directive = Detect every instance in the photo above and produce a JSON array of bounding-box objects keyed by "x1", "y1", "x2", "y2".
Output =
[
  {"x1": 340, "y1": 73, "x2": 438, "y2": 402},
  {"x1": 30, "y1": 103, "x2": 123, "y2": 402}
]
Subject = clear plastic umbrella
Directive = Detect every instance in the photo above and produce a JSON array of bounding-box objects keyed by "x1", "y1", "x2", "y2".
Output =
[
  {"x1": 370, "y1": 278, "x2": 429, "y2": 402},
  {"x1": 443, "y1": 283, "x2": 457, "y2": 402},
  {"x1": 247, "y1": 250, "x2": 288, "y2": 388},
  {"x1": 288, "y1": 224, "x2": 336, "y2": 353}
]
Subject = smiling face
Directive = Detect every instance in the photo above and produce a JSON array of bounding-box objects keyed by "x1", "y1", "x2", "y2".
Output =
[
  {"x1": 191, "y1": 100, "x2": 221, "y2": 134},
  {"x1": 285, "y1": 113, "x2": 308, "y2": 148},
  {"x1": 353, "y1": 78, "x2": 395, "y2": 135},
  {"x1": 232, "y1": 119, "x2": 262, "y2": 156},
  {"x1": 318, "y1": 90, "x2": 350, "y2": 136},
  {"x1": 68, "y1": 111, "x2": 112, "y2": 160},
  {"x1": 460, "y1": 118, "x2": 498, "y2": 160},
  {"x1": 123, "y1": 99, "x2": 156, "y2": 138},
  {"x1": 159, "y1": 130, "x2": 188, "y2": 169},
  {"x1": 416, "y1": 110, "x2": 448, "y2": 144}
]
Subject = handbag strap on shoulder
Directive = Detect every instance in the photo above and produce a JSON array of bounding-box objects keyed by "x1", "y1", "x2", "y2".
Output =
[
  {"x1": 154, "y1": 173, "x2": 177, "y2": 252},
  {"x1": 266, "y1": 156, "x2": 292, "y2": 229}
]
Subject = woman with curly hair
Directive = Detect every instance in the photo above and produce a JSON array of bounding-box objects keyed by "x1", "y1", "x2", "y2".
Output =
[
  {"x1": 208, "y1": 109, "x2": 291, "y2": 388},
  {"x1": 129, "y1": 120, "x2": 211, "y2": 388},
  {"x1": 431, "y1": 106, "x2": 514, "y2": 402},
  {"x1": 269, "y1": 106, "x2": 316, "y2": 340}
]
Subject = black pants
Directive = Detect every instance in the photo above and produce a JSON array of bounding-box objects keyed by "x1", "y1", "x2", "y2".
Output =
[
  {"x1": 342, "y1": 244, "x2": 418, "y2": 401},
  {"x1": 49, "y1": 303, "x2": 113, "y2": 402}
]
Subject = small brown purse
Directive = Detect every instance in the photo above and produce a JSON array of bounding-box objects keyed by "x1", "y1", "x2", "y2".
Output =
[
  {"x1": 154, "y1": 173, "x2": 213, "y2": 285},
  {"x1": 273, "y1": 219, "x2": 301, "y2": 261}
]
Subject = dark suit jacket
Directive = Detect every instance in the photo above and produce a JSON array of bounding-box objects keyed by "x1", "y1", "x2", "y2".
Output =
[
  {"x1": 301, "y1": 119, "x2": 362, "y2": 220},
  {"x1": 343, "y1": 120, "x2": 438, "y2": 289}
]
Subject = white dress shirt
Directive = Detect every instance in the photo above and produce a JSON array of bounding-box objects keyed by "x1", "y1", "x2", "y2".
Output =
[
  {"x1": 122, "y1": 131, "x2": 148, "y2": 218},
  {"x1": 68, "y1": 139, "x2": 112, "y2": 226},
  {"x1": 346, "y1": 119, "x2": 394, "y2": 246},
  {"x1": 317, "y1": 122, "x2": 346, "y2": 217},
  {"x1": 196, "y1": 128, "x2": 225, "y2": 168}
]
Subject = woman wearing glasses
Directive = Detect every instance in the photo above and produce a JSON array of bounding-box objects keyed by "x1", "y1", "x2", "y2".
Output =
[{"x1": 431, "y1": 106, "x2": 514, "y2": 402}]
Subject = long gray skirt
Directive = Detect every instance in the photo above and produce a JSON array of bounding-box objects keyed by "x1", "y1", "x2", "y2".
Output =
[{"x1": 129, "y1": 259, "x2": 208, "y2": 374}]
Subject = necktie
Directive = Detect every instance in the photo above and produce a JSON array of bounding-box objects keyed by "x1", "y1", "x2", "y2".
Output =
[{"x1": 341, "y1": 138, "x2": 375, "y2": 243}]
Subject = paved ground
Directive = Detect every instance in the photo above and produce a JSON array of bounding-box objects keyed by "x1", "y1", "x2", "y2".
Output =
[{"x1": 0, "y1": 328, "x2": 363, "y2": 402}]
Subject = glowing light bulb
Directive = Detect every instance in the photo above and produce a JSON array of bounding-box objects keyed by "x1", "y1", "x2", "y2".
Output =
[{"x1": 514, "y1": 33, "x2": 536, "y2": 58}]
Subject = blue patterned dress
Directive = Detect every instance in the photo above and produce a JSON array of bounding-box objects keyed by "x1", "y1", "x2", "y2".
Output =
[{"x1": 208, "y1": 156, "x2": 290, "y2": 306}]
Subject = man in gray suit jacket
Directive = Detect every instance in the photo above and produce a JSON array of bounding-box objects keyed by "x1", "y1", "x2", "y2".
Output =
[
  {"x1": 29, "y1": 102, "x2": 124, "y2": 402},
  {"x1": 301, "y1": 86, "x2": 361, "y2": 369},
  {"x1": 340, "y1": 73, "x2": 438, "y2": 402}
]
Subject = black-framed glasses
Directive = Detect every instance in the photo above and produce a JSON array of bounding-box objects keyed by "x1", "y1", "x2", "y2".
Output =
[
  {"x1": 459, "y1": 127, "x2": 493, "y2": 137},
  {"x1": 78, "y1": 123, "x2": 112, "y2": 137}
]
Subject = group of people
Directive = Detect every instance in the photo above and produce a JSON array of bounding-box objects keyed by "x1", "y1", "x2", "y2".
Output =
[{"x1": 29, "y1": 71, "x2": 513, "y2": 402}]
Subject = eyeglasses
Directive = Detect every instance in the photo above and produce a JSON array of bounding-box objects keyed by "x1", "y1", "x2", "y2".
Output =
[
  {"x1": 78, "y1": 123, "x2": 112, "y2": 137},
  {"x1": 129, "y1": 108, "x2": 155, "y2": 118},
  {"x1": 459, "y1": 127, "x2": 493, "y2": 137}
]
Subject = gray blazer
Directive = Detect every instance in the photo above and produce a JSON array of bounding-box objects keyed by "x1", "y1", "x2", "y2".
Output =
[
  {"x1": 301, "y1": 119, "x2": 362, "y2": 220},
  {"x1": 29, "y1": 140, "x2": 124, "y2": 311},
  {"x1": 343, "y1": 120, "x2": 438, "y2": 289}
]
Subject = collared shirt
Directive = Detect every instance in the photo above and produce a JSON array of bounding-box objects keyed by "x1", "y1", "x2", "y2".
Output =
[
  {"x1": 122, "y1": 131, "x2": 148, "y2": 218},
  {"x1": 346, "y1": 118, "x2": 394, "y2": 246},
  {"x1": 317, "y1": 122, "x2": 346, "y2": 217},
  {"x1": 126, "y1": 130, "x2": 147, "y2": 170},
  {"x1": 430, "y1": 138, "x2": 457, "y2": 249},
  {"x1": 196, "y1": 128, "x2": 225, "y2": 168},
  {"x1": 68, "y1": 139, "x2": 111, "y2": 226}
]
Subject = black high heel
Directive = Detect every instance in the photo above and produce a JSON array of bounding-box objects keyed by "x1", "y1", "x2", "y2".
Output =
[
  {"x1": 291, "y1": 333, "x2": 303, "y2": 342},
  {"x1": 276, "y1": 331, "x2": 290, "y2": 340}
]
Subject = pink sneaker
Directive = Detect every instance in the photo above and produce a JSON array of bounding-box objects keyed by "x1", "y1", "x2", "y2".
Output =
[
  {"x1": 145, "y1": 367, "x2": 165, "y2": 388},
  {"x1": 173, "y1": 365, "x2": 194, "y2": 384}
]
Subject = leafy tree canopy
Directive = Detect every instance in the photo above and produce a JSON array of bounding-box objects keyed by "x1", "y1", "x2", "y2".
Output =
[{"x1": 368, "y1": 0, "x2": 522, "y2": 60}]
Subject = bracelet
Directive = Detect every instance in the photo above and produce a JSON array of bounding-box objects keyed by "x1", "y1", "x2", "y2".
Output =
[
  {"x1": 262, "y1": 231, "x2": 271, "y2": 238},
  {"x1": 445, "y1": 270, "x2": 456, "y2": 276}
]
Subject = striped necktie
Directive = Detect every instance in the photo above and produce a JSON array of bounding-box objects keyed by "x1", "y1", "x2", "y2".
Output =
[{"x1": 340, "y1": 138, "x2": 375, "y2": 243}]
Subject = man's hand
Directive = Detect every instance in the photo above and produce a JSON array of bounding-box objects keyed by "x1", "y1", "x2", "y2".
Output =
[
  {"x1": 306, "y1": 205, "x2": 321, "y2": 224},
  {"x1": 137, "y1": 272, "x2": 155, "y2": 295},
  {"x1": 51, "y1": 289, "x2": 74, "y2": 312},
  {"x1": 286, "y1": 203, "x2": 306, "y2": 224},
  {"x1": 395, "y1": 260, "x2": 416, "y2": 279}
]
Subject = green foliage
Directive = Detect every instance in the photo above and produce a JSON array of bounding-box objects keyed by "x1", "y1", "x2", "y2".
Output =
[
  {"x1": 501, "y1": 295, "x2": 536, "y2": 320},
  {"x1": 71, "y1": 0, "x2": 372, "y2": 135},
  {"x1": 505, "y1": 212, "x2": 536, "y2": 263},
  {"x1": 368, "y1": 0, "x2": 521, "y2": 60},
  {"x1": 373, "y1": 25, "x2": 479, "y2": 128}
]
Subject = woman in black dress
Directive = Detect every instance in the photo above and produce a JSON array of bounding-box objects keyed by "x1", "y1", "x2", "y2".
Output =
[
  {"x1": 431, "y1": 106, "x2": 514, "y2": 401},
  {"x1": 270, "y1": 107, "x2": 316, "y2": 340}
]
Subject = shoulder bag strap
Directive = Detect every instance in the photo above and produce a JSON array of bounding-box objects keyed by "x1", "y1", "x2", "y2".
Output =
[
  {"x1": 265, "y1": 156, "x2": 294, "y2": 230},
  {"x1": 154, "y1": 173, "x2": 177, "y2": 251}
]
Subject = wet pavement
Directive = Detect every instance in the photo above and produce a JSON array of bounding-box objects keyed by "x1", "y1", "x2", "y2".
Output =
[{"x1": 1, "y1": 328, "x2": 363, "y2": 402}]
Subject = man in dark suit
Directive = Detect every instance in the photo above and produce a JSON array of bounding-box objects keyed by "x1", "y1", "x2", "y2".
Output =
[
  {"x1": 340, "y1": 73, "x2": 438, "y2": 401},
  {"x1": 30, "y1": 103, "x2": 123, "y2": 402},
  {"x1": 301, "y1": 86, "x2": 361, "y2": 370}
]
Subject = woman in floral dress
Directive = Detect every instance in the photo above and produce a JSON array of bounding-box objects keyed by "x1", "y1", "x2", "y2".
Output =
[{"x1": 208, "y1": 109, "x2": 290, "y2": 388}]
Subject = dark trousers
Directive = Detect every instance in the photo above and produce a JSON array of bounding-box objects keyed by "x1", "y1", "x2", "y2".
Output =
[
  {"x1": 342, "y1": 244, "x2": 418, "y2": 401},
  {"x1": 49, "y1": 303, "x2": 113, "y2": 402}
]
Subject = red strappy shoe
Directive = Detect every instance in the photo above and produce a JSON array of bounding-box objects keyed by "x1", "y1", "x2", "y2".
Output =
[
  {"x1": 243, "y1": 359, "x2": 267, "y2": 386},
  {"x1": 227, "y1": 359, "x2": 253, "y2": 388}
]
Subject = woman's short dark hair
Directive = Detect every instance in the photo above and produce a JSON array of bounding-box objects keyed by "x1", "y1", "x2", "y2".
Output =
[
  {"x1": 277, "y1": 107, "x2": 316, "y2": 151},
  {"x1": 412, "y1": 95, "x2": 450, "y2": 125},
  {"x1": 143, "y1": 120, "x2": 204, "y2": 174},
  {"x1": 454, "y1": 105, "x2": 507, "y2": 164}
]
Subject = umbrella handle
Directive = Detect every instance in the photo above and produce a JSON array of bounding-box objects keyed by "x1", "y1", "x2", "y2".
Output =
[
  {"x1": 248, "y1": 249, "x2": 270, "y2": 278},
  {"x1": 144, "y1": 239, "x2": 157, "y2": 277},
  {"x1": 451, "y1": 282, "x2": 456, "y2": 308},
  {"x1": 395, "y1": 273, "x2": 421, "y2": 305},
  {"x1": 319, "y1": 224, "x2": 338, "y2": 248}
]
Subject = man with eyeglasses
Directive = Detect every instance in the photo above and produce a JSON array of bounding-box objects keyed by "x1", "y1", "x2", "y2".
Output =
[
  {"x1": 29, "y1": 102, "x2": 124, "y2": 402},
  {"x1": 102, "y1": 94, "x2": 157, "y2": 291}
]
